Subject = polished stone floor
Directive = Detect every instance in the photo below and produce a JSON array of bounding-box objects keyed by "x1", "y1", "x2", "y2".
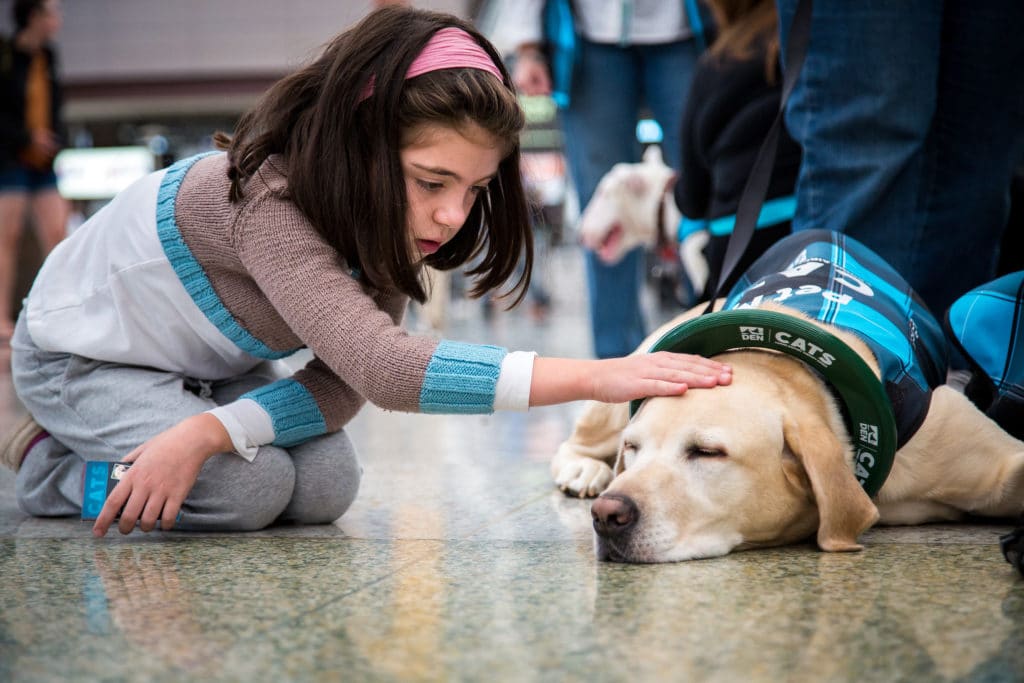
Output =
[{"x1": 1, "y1": 246, "x2": 1022, "y2": 682}]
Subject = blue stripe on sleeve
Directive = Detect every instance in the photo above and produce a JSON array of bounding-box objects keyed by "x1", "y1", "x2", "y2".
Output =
[
  {"x1": 156, "y1": 152, "x2": 299, "y2": 360},
  {"x1": 419, "y1": 340, "x2": 507, "y2": 414},
  {"x1": 241, "y1": 379, "x2": 327, "y2": 447}
]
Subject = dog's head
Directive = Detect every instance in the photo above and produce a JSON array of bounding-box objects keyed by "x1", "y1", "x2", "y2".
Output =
[
  {"x1": 593, "y1": 350, "x2": 880, "y2": 562},
  {"x1": 578, "y1": 146, "x2": 677, "y2": 265}
]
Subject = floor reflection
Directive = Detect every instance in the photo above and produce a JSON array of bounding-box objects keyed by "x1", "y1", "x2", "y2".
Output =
[{"x1": 2, "y1": 245, "x2": 1023, "y2": 681}]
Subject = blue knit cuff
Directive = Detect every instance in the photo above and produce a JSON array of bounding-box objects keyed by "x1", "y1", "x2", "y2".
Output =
[
  {"x1": 241, "y1": 379, "x2": 327, "y2": 447},
  {"x1": 419, "y1": 340, "x2": 507, "y2": 414}
]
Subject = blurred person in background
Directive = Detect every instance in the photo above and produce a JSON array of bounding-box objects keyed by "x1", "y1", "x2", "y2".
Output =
[
  {"x1": 500, "y1": 1, "x2": 706, "y2": 359},
  {"x1": 0, "y1": 0, "x2": 67, "y2": 348},
  {"x1": 674, "y1": 0, "x2": 800, "y2": 298}
]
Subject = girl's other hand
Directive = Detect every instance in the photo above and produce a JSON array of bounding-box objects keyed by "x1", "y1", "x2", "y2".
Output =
[{"x1": 92, "y1": 414, "x2": 231, "y2": 537}]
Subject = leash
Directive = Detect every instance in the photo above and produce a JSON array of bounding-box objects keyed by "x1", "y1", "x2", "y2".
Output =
[{"x1": 702, "y1": 0, "x2": 812, "y2": 312}]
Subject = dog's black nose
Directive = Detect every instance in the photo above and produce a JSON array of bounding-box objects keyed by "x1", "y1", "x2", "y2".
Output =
[{"x1": 592, "y1": 494, "x2": 638, "y2": 538}]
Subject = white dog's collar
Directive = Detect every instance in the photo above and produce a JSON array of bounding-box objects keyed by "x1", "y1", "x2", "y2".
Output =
[{"x1": 630, "y1": 309, "x2": 897, "y2": 496}]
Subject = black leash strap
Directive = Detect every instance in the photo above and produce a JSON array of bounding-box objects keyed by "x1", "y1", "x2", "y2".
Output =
[{"x1": 702, "y1": 0, "x2": 813, "y2": 313}]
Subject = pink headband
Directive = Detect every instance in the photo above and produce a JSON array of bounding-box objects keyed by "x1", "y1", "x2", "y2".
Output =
[{"x1": 361, "y1": 27, "x2": 504, "y2": 101}]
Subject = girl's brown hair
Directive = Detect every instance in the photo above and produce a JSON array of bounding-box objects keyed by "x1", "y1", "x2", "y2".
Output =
[
  {"x1": 215, "y1": 7, "x2": 531, "y2": 305},
  {"x1": 705, "y1": 0, "x2": 780, "y2": 83}
]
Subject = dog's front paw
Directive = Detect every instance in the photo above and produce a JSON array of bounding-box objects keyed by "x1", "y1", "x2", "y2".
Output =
[{"x1": 553, "y1": 457, "x2": 614, "y2": 498}]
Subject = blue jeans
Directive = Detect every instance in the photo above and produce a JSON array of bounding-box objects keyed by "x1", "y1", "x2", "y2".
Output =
[
  {"x1": 561, "y1": 38, "x2": 699, "y2": 358},
  {"x1": 777, "y1": 0, "x2": 1024, "y2": 318}
]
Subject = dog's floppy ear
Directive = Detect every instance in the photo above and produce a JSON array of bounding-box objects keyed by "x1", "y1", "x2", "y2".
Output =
[{"x1": 783, "y1": 414, "x2": 879, "y2": 552}]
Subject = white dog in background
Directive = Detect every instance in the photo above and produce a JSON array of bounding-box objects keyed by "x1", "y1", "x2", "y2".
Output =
[{"x1": 577, "y1": 145, "x2": 709, "y2": 293}]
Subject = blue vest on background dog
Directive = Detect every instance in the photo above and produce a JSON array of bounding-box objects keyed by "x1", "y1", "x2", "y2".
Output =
[
  {"x1": 724, "y1": 230, "x2": 948, "y2": 447},
  {"x1": 947, "y1": 271, "x2": 1024, "y2": 440}
]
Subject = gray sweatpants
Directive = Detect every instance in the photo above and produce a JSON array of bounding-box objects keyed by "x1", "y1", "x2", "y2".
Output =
[{"x1": 9, "y1": 313, "x2": 361, "y2": 531}]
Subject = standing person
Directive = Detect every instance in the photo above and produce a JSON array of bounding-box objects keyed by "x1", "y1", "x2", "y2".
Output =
[
  {"x1": 0, "y1": 7, "x2": 731, "y2": 537},
  {"x1": 0, "y1": 0, "x2": 67, "y2": 349},
  {"x1": 775, "y1": 0, "x2": 1024, "y2": 319},
  {"x1": 501, "y1": 0, "x2": 704, "y2": 358},
  {"x1": 675, "y1": 0, "x2": 800, "y2": 299}
]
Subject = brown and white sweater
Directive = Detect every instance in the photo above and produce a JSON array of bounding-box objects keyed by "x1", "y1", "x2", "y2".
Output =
[{"x1": 25, "y1": 152, "x2": 534, "y2": 459}]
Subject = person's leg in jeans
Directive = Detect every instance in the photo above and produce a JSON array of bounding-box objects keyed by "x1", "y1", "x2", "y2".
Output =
[
  {"x1": 562, "y1": 38, "x2": 697, "y2": 358},
  {"x1": 908, "y1": 0, "x2": 1024, "y2": 316},
  {"x1": 777, "y1": 0, "x2": 942, "y2": 258},
  {"x1": 639, "y1": 41, "x2": 698, "y2": 175},
  {"x1": 777, "y1": 0, "x2": 1024, "y2": 316},
  {"x1": 10, "y1": 314, "x2": 360, "y2": 529},
  {"x1": 561, "y1": 40, "x2": 647, "y2": 359}
]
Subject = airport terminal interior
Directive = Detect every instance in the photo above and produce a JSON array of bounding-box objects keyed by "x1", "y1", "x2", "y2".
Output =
[{"x1": 2, "y1": 1, "x2": 1023, "y2": 681}]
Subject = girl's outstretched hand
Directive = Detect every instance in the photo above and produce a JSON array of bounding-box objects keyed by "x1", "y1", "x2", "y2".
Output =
[
  {"x1": 530, "y1": 352, "x2": 731, "y2": 407},
  {"x1": 92, "y1": 414, "x2": 231, "y2": 537}
]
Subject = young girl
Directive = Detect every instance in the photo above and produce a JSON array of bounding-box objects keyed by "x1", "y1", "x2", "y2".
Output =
[{"x1": 0, "y1": 6, "x2": 730, "y2": 537}]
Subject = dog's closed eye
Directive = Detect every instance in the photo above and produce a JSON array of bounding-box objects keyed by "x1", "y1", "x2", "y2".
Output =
[{"x1": 686, "y1": 444, "x2": 727, "y2": 459}]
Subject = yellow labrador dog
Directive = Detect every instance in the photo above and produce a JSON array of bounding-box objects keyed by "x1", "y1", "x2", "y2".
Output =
[{"x1": 554, "y1": 231, "x2": 1024, "y2": 562}]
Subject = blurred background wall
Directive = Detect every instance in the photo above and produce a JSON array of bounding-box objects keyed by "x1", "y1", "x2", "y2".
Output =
[
  {"x1": 2, "y1": 0, "x2": 503, "y2": 313},
  {"x1": 0, "y1": 0, "x2": 474, "y2": 152}
]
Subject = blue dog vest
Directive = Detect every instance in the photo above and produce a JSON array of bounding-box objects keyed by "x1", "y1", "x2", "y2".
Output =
[{"x1": 724, "y1": 230, "x2": 949, "y2": 446}]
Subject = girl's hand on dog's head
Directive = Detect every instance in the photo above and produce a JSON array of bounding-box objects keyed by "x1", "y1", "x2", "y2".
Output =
[
  {"x1": 529, "y1": 354, "x2": 730, "y2": 407},
  {"x1": 586, "y1": 352, "x2": 732, "y2": 404}
]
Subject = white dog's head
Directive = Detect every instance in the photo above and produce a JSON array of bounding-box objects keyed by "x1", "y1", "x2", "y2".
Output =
[
  {"x1": 578, "y1": 146, "x2": 678, "y2": 265},
  {"x1": 592, "y1": 350, "x2": 880, "y2": 563}
]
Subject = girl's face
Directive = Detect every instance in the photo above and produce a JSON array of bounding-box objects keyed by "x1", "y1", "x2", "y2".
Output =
[{"x1": 400, "y1": 122, "x2": 504, "y2": 262}]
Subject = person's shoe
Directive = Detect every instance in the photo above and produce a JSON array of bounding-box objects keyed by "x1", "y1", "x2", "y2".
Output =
[
  {"x1": 0, "y1": 414, "x2": 46, "y2": 472},
  {"x1": 1002, "y1": 517, "x2": 1024, "y2": 579}
]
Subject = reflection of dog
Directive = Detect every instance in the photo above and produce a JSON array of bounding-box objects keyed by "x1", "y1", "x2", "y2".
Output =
[
  {"x1": 588, "y1": 546, "x2": 1018, "y2": 680},
  {"x1": 578, "y1": 146, "x2": 709, "y2": 294},
  {"x1": 553, "y1": 231, "x2": 1024, "y2": 562}
]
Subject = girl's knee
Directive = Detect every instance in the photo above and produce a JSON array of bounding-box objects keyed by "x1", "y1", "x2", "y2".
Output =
[
  {"x1": 183, "y1": 448, "x2": 296, "y2": 532},
  {"x1": 307, "y1": 456, "x2": 362, "y2": 523},
  {"x1": 284, "y1": 434, "x2": 363, "y2": 524}
]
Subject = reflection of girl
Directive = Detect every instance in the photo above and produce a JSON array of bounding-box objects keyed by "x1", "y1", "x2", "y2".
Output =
[
  {"x1": 674, "y1": 0, "x2": 801, "y2": 298},
  {"x1": 1, "y1": 7, "x2": 730, "y2": 537}
]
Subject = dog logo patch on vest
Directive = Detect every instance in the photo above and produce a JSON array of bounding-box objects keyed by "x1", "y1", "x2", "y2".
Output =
[{"x1": 739, "y1": 326, "x2": 764, "y2": 342}]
